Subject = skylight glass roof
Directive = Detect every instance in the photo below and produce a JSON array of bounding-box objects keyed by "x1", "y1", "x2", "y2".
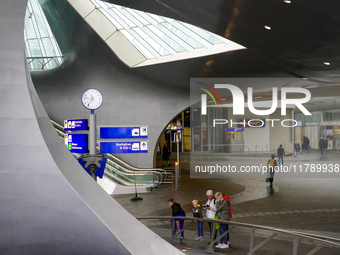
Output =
[
  {"x1": 90, "y1": 0, "x2": 245, "y2": 61},
  {"x1": 24, "y1": 0, "x2": 64, "y2": 70}
]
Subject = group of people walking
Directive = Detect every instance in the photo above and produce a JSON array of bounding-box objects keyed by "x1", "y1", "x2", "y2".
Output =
[
  {"x1": 319, "y1": 137, "x2": 328, "y2": 155},
  {"x1": 168, "y1": 189, "x2": 232, "y2": 249}
]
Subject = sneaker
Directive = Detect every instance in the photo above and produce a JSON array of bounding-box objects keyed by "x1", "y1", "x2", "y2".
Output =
[
  {"x1": 215, "y1": 243, "x2": 223, "y2": 248},
  {"x1": 220, "y1": 243, "x2": 229, "y2": 249},
  {"x1": 195, "y1": 236, "x2": 200, "y2": 240},
  {"x1": 199, "y1": 236, "x2": 204, "y2": 241},
  {"x1": 180, "y1": 237, "x2": 186, "y2": 243},
  {"x1": 161, "y1": 164, "x2": 165, "y2": 166},
  {"x1": 168, "y1": 164, "x2": 171, "y2": 166}
]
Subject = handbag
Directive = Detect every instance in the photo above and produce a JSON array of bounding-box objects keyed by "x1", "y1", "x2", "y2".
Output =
[{"x1": 265, "y1": 178, "x2": 269, "y2": 183}]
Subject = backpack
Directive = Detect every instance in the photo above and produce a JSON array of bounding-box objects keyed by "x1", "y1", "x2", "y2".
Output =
[
  {"x1": 206, "y1": 197, "x2": 216, "y2": 205},
  {"x1": 268, "y1": 159, "x2": 275, "y2": 168}
]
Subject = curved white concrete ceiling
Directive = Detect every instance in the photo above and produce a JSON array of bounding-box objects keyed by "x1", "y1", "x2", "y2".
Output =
[{"x1": 67, "y1": 0, "x2": 245, "y2": 67}]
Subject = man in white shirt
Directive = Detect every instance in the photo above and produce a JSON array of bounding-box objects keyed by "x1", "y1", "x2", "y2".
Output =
[{"x1": 203, "y1": 190, "x2": 217, "y2": 243}]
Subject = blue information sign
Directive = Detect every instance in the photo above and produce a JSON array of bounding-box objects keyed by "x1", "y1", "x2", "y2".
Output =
[
  {"x1": 100, "y1": 127, "x2": 148, "y2": 139},
  {"x1": 64, "y1": 119, "x2": 88, "y2": 131},
  {"x1": 100, "y1": 141, "x2": 148, "y2": 154},
  {"x1": 65, "y1": 134, "x2": 88, "y2": 153}
]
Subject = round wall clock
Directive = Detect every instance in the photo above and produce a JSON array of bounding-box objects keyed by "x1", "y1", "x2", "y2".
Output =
[{"x1": 81, "y1": 88, "x2": 103, "y2": 110}]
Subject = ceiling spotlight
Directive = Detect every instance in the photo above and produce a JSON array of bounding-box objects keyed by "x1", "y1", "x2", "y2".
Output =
[
  {"x1": 264, "y1": 25, "x2": 271, "y2": 30},
  {"x1": 283, "y1": 0, "x2": 291, "y2": 3},
  {"x1": 324, "y1": 62, "x2": 330, "y2": 65},
  {"x1": 303, "y1": 78, "x2": 308, "y2": 80}
]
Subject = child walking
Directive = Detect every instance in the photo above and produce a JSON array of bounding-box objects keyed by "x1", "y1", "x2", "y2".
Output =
[{"x1": 192, "y1": 199, "x2": 204, "y2": 241}]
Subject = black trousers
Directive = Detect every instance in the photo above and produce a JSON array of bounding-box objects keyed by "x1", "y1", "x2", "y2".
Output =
[{"x1": 208, "y1": 222, "x2": 217, "y2": 242}]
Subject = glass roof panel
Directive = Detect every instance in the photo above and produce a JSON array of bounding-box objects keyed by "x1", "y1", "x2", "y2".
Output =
[
  {"x1": 24, "y1": 0, "x2": 64, "y2": 70},
  {"x1": 92, "y1": 0, "x2": 243, "y2": 60}
]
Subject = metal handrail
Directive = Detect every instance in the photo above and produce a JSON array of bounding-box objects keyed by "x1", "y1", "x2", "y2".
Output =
[
  {"x1": 255, "y1": 145, "x2": 263, "y2": 154},
  {"x1": 27, "y1": 56, "x2": 66, "y2": 70},
  {"x1": 266, "y1": 144, "x2": 276, "y2": 152},
  {"x1": 137, "y1": 216, "x2": 340, "y2": 254},
  {"x1": 200, "y1": 144, "x2": 250, "y2": 153},
  {"x1": 284, "y1": 143, "x2": 294, "y2": 153}
]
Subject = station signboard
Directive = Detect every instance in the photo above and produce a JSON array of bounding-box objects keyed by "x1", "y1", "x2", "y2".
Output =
[
  {"x1": 100, "y1": 141, "x2": 148, "y2": 154},
  {"x1": 100, "y1": 126, "x2": 148, "y2": 139},
  {"x1": 65, "y1": 134, "x2": 88, "y2": 153},
  {"x1": 64, "y1": 119, "x2": 88, "y2": 131}
]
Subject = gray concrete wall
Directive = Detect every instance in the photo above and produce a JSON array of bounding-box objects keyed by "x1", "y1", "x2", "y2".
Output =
[{"x1": 0, "y1": 0, "x2": 184, "y2": 254}]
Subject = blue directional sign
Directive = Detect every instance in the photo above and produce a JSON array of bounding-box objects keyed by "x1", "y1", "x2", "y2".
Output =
[
  {"x1": 100, "y1": 127, "x2": 148, "y2": 139},
  {"x1": 64, "y1": 119, "x2": 88, "y2": 131},
  {"x1": 100, "y1": 141, "x2": 148, "y2": 154},
  {"x1": 65, "y1": 134, "x2": 88, "y2": 153}
]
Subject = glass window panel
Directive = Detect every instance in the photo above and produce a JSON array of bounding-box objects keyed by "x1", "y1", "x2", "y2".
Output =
[
  {"x1": 24, "y1": 0, "x2": 64, "y2": 70},
  {"x1": 148, "y1": 25, "x2": 187, "y2": 53},
  {"x1": 25, "y1": 16, "x2": 37, "y2": 39},
  {"x1": 126, "y1": 8, "x2": 149, "y2": 25},
  {"x1": 120, "y1": 30, "x2": 154, "y2": 59},
  {"x1": 146, "y1": 12, "x2": 165, "y2": 23},
  {"x1": 112, "y1": 8, "x2": 136, "y2": 27},
  {"x1": 42, "y1": 38, "x2": 56, "y2": 56},
  {"x1": 161, "y1": 22, "x2": 204, "y2": 49},
  {"x1": 30, "y1": 0, "x2": 48, "y2": 37},
  {"x1": 27, "y1": 39, "x2": 42, "y2": 57},
  {"x1": 181, "y1": 22, "x2": 226, "y2": 45},
  {"x1": 133, "y1": 27, "x2": 170, "y2": 56}
]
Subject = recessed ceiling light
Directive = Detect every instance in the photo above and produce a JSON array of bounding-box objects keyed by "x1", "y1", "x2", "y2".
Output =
[
  {"x1": 303, "y1": 78, "x2": 308, "y2": 80},
  {"x1": 324, "y1": 62, "x2": 330, "y2": 65},
  {"x1": 254, "y1": 96, "x2": 262, "y2": 99},
  {"x1": 283, "y1": 0, "x2": 291, "y2": 3},
  {"x1": 264, "y1": 25, "x2": 271, "y2": 30}
]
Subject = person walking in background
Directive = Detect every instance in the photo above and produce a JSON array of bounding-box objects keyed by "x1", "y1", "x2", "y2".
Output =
[
  {"x1": 168, "y1": 199, "x2": 186, "y2": 243},
  {"x1": 203, "y1": 190, "x2": 217, "y2": 244},
  {"x1": 267, "y1": 154, "x2": 277, "y2": 187},
  {"x1": 192, "y1": 200, "x2": 204, "y2": 241},
  {"x1": 277, "y1": 144, "x2": 285, "y2": 165},
  {"x1": 294, "y1": 141, "x2": 300, "y2": 157},
  {"x1": 306, "y1": 136, "x2": 310, "y2": 152},
  {"x1": 214, "y1": 192, "x2": 230, "y2": 249},
  {"x1": 323, "y1": 137, "x2": 328, "y2": 153},
  {"x1": 319, "y1": 137, "x2": 324, "y2": 155},
  {"x1": 303, "y1": 135, "x2": 310, "y2": 152},
  {"x1": 162, "y1": 143, "x2": 171, "y2": 166}
]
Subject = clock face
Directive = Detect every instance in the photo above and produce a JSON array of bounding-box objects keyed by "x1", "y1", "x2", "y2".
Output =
[{"x1": 81, "y1": 88, "x2": 103, "y2": 110}]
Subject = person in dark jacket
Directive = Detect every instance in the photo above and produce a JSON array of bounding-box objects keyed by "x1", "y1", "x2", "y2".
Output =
[
  {"x1": 294, "y1": 141, "x2": 300, "y2": 157},
  {"x1": 168, "y1": 199, "x2": 186, "y2": 243},
  {"x1": 323, "y1": 138, "x2": 328, "y2": 152},
  {"x1": 277, "y1": 144, "x2": 285, "y2": 165},
  {"x1": 214, "y1": 192, "x2": 230, "y2": 249},
  {"x1": 305, "y1": 136, "x2": 310, "y2": 152},
  {"x1": 303, "y1": 135, "x2": 309, "y2": 152},
  {"x1": 319, "y1": 137, "x2": 324, "y2": 155},
  {"x1": 162, "y1": 143, "x2": 171, "y2": 166}
]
